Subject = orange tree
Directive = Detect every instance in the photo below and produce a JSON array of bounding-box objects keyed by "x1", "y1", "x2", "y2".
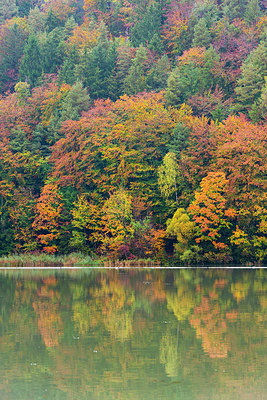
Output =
[{"x1": 188, "y1": 171, "x2": 235, "y2": 261}]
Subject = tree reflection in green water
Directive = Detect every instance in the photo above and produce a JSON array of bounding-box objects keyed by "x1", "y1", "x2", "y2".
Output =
[{"x1": 0, "y1": 269, "x2": 266, "y2": 399}]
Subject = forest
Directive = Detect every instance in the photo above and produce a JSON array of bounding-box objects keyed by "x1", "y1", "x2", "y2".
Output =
[{"x1": 0, "y1": 0, "x2": 266, "y2": 263}]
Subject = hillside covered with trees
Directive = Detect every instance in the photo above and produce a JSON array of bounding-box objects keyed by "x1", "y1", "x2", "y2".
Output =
[{"x1": 0, "y1": 0, "x2": 266, "y2": 263}]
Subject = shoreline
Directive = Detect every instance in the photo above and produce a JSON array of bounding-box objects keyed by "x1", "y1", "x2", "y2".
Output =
[
  {"x1": 0, "y1": 265, "x2": 265, "y2": 270},
  {"x1": 0, "y1": 254, "x2": 265, "y2": 269}
]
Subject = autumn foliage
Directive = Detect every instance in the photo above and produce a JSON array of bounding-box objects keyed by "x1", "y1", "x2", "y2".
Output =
[{"x1": 0, "y1": 0, "x2": 266, "y2": 262}]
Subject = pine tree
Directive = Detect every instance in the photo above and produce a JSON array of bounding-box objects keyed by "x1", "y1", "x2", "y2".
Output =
[
  {"x1": 0, "y1": 205, "x2": 14, "y2": 255},
  {"x1": 235, "y1": 41, "x2": 267, "y2": 112},
  {"x1": 148, "y1": 33, "x2": 164, "y2": 54},
  {"x1": 192, "y1": 18, "x2": 211, "y2": 48},
  {"x1": 165, "y1": 46, "x2": 221, "y2": 106},
  {"x1": 249, "y1": 77, "x2": 267, "y2": 122},
  {"x1": 131, "y1": 2, "x2": 162, "y2": 47},
  {"x1": 190, "y1": 0, "x2": 219, "y2": 27},
  {"x1": 64, "y1": 16, "x2": 77, "y2": 37},
  {"x1": 59, "y1": 46, "x2": 79, "y2": 85},
  {"x1": 0, "y1": 24, "x2": 26, "y2": 92},
  {"x1": 245, "y1": 0, "x2": 262, "y2": 23},
  {"x1": 165, "y1": 64, "x2": 200, "y2": 106},
  {"x1": 76, "y1": 25, "x2": 117, "y2": 99},
  {"x1": 168, "y1": 122, "x2": 190, "y2": 158},
  {"x1": 123, "y1": 46, "x2": 151, "y2": 95},
  {"x1": 61, "y1": 81, "x2": 90, "y2": 121},
  {"x1": 20, "y1": 34, "x2": 42, "y2": 87},
  {"x1": 41, "y1": 28, "x2": 65, "y2": 74},
  {"x1": 115, "y1": 44, "x2": 135, "y2": 97},
  {"x1": 45, "y1": 10, "x2": 63, "y2": 33},
  {"x1": 17, "y1": 0, "x2": 33, "y2": 17},
  {"x1": 223, "y1": 0, "x2": 248, "y2": 22},
  {"x1": 149, "y1": 54, "x2": 171, "y2": 92},
  {"x1": 200, "y1": 46, "x2": 221, "y2": 90},
  {"x1": 28, "y1": 6, "x2": 46, "y2": 34}
]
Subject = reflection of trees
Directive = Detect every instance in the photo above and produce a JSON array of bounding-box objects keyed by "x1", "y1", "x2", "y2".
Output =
[
  {"x1": 231, "y1": 281, "x2": 250, "y2": 303},
  {"x1": 32, "y1": 301, "x2": 63, "y2": 347},
  {"x1": 92, "y1": 276, "x2": 135, "y2": 342},
  {"x1": 160, "y1": 327, "x2": 180, "y2": 377},
  {"x1": 70, "y1": 282, "x2": 91, "y2": 335},
  {"x1": 166, "y1": 273, "x2": 197, "y2": 321},
  {"x1": 140, "y1": 273, "x2": 166, "y2": 303},
  {"x1": 72, "y1": 302, "x2": 91, "y2": 335},
  {"x1": 0, "y1": 269, "x2": 266, "y2": 400},
  {"x1": 32, "y1": 278, "x2": 63, "y2": 347},
  {"x1": 189, "y1": 296, "x2": 230, "y2": 358},
  {"x1": 167, "y1": 286, "x2": 196, "y2": 321},
  {"x1": 71, "y1": 274, "x2": 136, "y2": 341}
]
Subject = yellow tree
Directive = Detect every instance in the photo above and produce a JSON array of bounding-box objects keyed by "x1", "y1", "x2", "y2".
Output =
[
  {"x1": 101, "y1": 188, "x2": 134, "y2": 255},
  {"x1": 158, "y1": 152, "x2": 179, "y2": 203},
  {"x1": 32, "y1": 182, "x2": 63, "y2": 253},
  {"x1": 70, "y1": 194, "x2": 102, "y2": 251},
  {"x1": 166, "y1": 208, "x2": 195, "y2": 257}
]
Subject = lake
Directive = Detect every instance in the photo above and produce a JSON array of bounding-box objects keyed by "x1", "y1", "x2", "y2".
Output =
[{"x1": 0, "y1": 268, "x2": 266, "y2": 399}]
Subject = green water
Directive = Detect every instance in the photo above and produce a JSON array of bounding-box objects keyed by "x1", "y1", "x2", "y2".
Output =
[{"x1": 0, "y1": 268, "x2": 266, "y2": 399}]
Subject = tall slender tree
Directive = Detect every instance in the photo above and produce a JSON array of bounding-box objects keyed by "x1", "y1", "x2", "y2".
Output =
[{"x1": 20, "y1": 34, "x2": 42, "y2": 87}]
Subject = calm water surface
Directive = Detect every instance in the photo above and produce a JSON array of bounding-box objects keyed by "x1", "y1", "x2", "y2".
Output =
[{"x1": 0, "y1": 268, "x2": 266, "y2": 399}]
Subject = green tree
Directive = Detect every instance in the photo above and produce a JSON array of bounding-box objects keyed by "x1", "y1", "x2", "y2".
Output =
[
  {"x1": 223, "y1": 0, "x2": 248, "y2": 22},
  {"x1": 165, "y1": 46, "x2": 221, "y2": 106},
  {"x1": 190, "y1": 0, "x2": 219, "y2": 27},
  {"x1": 165, "y1": 63, "x2": 200, "y2": 106},
  {"x1": 61, "y1": 81, "x2": 90, "y2": 121},
  {"x1": 28, "y1": 6, "x2": 46, "y2": 34},
  {"x1": 148, "y1": 54, "x2": 171, "y2": 92},
  {"x1": 45, "y1": 10, "x2": 64, "y2": 33},
  {"x1": 14, "y1": 81, "x2": 30, "y2": 104},
  {"x1": 148, "y1": 33, "x2": 164, "y2": 54},
  {"x1": 0, "y1": 24, "x2": 26, "y2": 92},
  {"x1": 200, "y1": 46, "x2": 221, "y2": 91},
  {"x1": 115, "y1": 44, "x2": 135, "y2": 97},
  {"x1": 249, "y1": 77, "x2": 267, "y2": 122},
  {"x1": 192, "y1": 18, "x2": 211, "y2": 48},
  {"x1": 168, "y1": 122, "x2": 190, "y2": 158},
  {"x1": 76, "y1": 24, "x2": 117, "y2": 99},
  {"x1": 59, "y1": 46, "x2": 79, "y2": 85},
  {"x1": 235, "y1": 41, "x2": 267, "y2": 113},
  {"x1": 124, "y1": 45, "x2": 151, "y2": 95},
  {"x1": 20, "y1": 34, "x2": 42, "y2": 87},
  {"x1": 0, "y1": 187, "x2": 14, "y2": 255},
  {"x1": 64, "y1": 16, "x2": 77, "y2": 37},
  {"x1": 245, "y1": 0, "x2": 262, "y2": 23},
  {"x1": 130, "y1": 1, "x2": 162, "y2": 47},
  {"x1": 41, "y1": 27, "x2": 66, "y2": 74},
  {"x1": 17, "y1": 0, "x2": 33, "y2": 17}
]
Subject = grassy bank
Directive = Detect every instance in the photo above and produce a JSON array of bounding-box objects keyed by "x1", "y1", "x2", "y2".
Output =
[
  {"x1": 0, "y1": 253, "x2": 162, "y2": 268},
  {"x1": 1, "y1": 254, "x2": 259, "y2": 269},
  {"x1": 0, "y1": 253, "x2": 101, "y2": 267}
]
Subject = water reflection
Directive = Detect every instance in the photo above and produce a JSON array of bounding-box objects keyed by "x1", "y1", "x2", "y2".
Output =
[{"x1": 0, "y1": 269, "x2": 266, "y2": 399}]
